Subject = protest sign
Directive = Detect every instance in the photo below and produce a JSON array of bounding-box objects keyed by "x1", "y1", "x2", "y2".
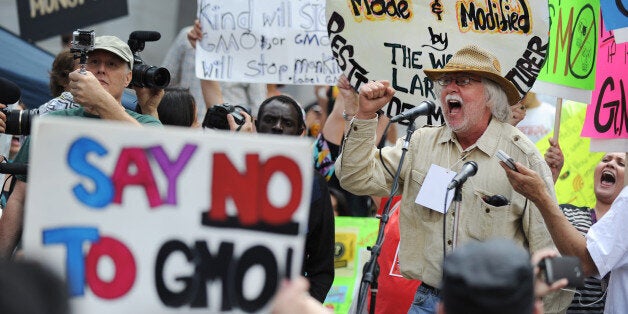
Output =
[
  {"x1": 534, "y1": 0, "x2": 600, "y2": 103},
  {"x1": 325, "y1": 0, "x2": 550, "y2": 124},
  {"x1": 195, "y1": 0, "x2": 340, "y2": 86},
  {"x1": 581, "y1": 17, "x2": 628, "y2": 142},
  {"x1": 324, "y1": 216, "x2": 378, "y2": 314},
  {"x1": 614, "y1": 27, "x2": 628, "y2": 45},
  {"x1": 600, "y1": 0, "x2": 628, "y2": 31},
  {"x1": 17, "y1": 0, "x2": 128, "y2": 41},
  {"x1": 537, "y1": 101, "x2": 604, "y2": 208},
  {"x1": 22, "y1": 118, "x2": 312, "y2": 313}
]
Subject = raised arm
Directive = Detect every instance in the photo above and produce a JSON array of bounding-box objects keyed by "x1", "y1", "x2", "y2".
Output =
[
  {"x1": 544, "y1": 138, "x2": 564, "y2": 184},
  {"x1": 499, "y1": 161, "x2": 598, "y2": 276}
]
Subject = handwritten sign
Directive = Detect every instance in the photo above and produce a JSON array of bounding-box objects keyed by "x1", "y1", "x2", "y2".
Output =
[
  {"x1": 22, "y1": 118, "x2": 312, "y2": 313},
  {"x1": 534, "y1": 0, "x2": 599, "y2": 103},
  {"x1": 195, "y1": 0, "x2": 341, "y2": 86},
  {"x1": 326, "y1": 0, "x2": 550, "y2": 125},
  {"x1": 581, "y1": 18, "x2": 628, "y2": 139}
]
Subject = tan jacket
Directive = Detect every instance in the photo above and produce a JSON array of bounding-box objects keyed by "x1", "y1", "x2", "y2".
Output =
[{"x1": 336, "y1": 117, "x2": 572, "y2": 313}]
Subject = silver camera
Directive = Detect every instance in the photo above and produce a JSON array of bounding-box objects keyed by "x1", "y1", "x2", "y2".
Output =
[
  {"x1": 71, "y1": 30, "x2": 94, "y2": 51},
  {"x1": 70, "y1": 30, "x2": 95, "y2": 73}
]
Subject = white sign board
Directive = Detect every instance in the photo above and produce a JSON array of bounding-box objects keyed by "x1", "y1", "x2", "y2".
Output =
[
  {"x1": 326, "y1": 0, "x2": 550, "y2": 124},
  {"x1": 195, "y1": 0, "x2": 341, "y2": 86},
  {"x1": 22, "y1": 118, "x2": 312, "y2": 313}
]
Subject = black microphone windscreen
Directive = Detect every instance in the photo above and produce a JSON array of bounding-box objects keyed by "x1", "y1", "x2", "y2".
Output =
[
  {"x1": 389, "y1": 100, "x2": 436, "y2": 123},
  {"x1": 0, "y1": 77, "x2": 21, "y2": 105},
  {"x1": 130, "y1": 31, "x2": 161, "y2": 42}
]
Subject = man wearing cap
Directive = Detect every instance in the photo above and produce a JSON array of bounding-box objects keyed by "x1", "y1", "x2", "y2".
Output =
[
  {"x1": 335, "y1": 45, "x2": 571, "y2": 313},
  {"x1": 438, "y1": 238, "x2": 564, "y2": 314},
  {"x1": 0, "y1": 35, "x2": 162, "y2": 258}
]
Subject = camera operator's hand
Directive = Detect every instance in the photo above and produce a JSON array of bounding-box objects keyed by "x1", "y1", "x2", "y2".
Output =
[
  {"x1": 228, "y1": 110, "x2": 255, "y2": 133},
  {"x1": 531, "y1": 248, "x2": 568, "y2": 299},
  {"x1": 187, "y1": 19, "x2": 202, "y2": 49},
  {"x1": 134, "y1": 86, "x2": 164, "y2": 119},
  {"x1": 68, "y1": 70, "x2": 140, "y2": 125},
  {"x1": 69, "y1": 69, "x2": 117, "y2": 113},
  {"x1": 0, "y1": 103, "x2": 6, "y2": 133}
]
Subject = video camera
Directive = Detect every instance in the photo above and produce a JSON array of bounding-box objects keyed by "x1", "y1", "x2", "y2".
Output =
[
  {"x1": 127, "y1": 31, "x2": 170, "y2": 89},
  {"x1": 202, "y1": 104, "x2": 247, "y2": 130},
  {"x1": 70, "y1": 29, "x2": 95, "y2": 73}
]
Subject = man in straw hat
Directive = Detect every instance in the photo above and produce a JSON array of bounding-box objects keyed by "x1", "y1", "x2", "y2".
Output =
[{"x1": 335, "y1": 45, "x2": 572, "y2": 313}]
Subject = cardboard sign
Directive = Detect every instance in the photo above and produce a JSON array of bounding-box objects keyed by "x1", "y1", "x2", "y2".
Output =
[
  {"x1": 17, "y1": 0, "x2": 128, "y2": 42},
  {"x1": 326, "y1": 0, "x2": 550, "y2": 124},
  {"x1": 581, "y1": 17, "x2": 628, "y2": 139},
  {"x1": 22, "y1": 118, "x2": 312, "y2": 313},
  {"x1": 535, "y1": 0, "x2": 600, "y2": 103},
  {"x1": 537, "y1": 101, "x2": 604, "y2": 208},
  {"x1": 324, "y1": 216, "x2": 379, "y2": 314},
  {"x1": 195, "y1": 0, "x2": 341, "y2": 86}
]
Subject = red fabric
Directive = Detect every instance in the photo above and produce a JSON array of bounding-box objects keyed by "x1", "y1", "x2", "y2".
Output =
[{"x1": 369, "y1": 197, "x2": 420, "y2": 314}]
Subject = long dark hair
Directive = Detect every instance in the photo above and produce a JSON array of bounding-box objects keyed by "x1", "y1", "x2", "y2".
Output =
[{"x1": 157, "y1": 87, "x2": 197, "y2": 127}]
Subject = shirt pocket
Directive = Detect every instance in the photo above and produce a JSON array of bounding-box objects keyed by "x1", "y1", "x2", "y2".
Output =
[
  {"x1": 466, "y1": 188, "x2": 511, "y2": 240},
  {"x1": 410, "y1": 169, "x2": 440, "y2": 223}
]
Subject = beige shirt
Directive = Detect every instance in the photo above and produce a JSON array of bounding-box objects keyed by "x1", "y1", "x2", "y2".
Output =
[{"x1": 336, "y1": 117, "x2": 572, "y2": 313}]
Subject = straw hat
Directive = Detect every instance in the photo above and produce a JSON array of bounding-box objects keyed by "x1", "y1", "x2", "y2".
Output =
[{"x1": 424, "y1": 45, "x2": 521, "y2": 106}]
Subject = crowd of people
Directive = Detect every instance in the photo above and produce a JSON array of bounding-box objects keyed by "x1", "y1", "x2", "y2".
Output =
[{"x1": 0, "y1": 20, "x2": 625, "y2": 314}]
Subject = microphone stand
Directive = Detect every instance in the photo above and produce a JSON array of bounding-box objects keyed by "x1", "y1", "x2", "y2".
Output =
[
  {"x1": 356, "y1": 118, "x2": 416, "y2": 314},
  {"x1": 451, "y1": 185, "x2": 463, "y2": 249}
]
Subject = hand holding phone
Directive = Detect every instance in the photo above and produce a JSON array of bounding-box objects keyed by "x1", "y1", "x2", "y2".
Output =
[
  {"x1": 496, "y1": 150, "x2": 518, "y2": 172},
  {"x1": 539, "y1": 256, "x2": 585, "y2": 288}
]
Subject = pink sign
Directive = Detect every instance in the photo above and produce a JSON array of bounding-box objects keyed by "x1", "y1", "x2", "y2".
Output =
[{"x1": 581, "y1": 17, "x2": 628, "y2": 139}]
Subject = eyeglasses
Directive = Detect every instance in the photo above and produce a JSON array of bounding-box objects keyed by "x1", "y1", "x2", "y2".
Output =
[{"x1": 435, "y1": 76, "x2": 482, "y2": 86}]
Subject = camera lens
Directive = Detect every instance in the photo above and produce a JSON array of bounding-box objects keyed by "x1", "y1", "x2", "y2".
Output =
[
  {"x1": 144, "y1": 67, "x2": 170, "y2": 88},
  {"x1": 3, "y1": 109, "x2": 33, "y2": 135},
  {"x1": 132, "y1": 65, "x2": 170, "y2": 89}
]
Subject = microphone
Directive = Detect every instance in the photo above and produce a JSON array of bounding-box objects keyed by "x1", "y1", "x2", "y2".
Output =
[
  {"x1": 389, "y1": 101, "x2": 435, "y2": 123},
  {"x1": 0, "y1": 77, "x2": 21, "y2": 104},
  {"x1": 447, "y1": 161, "x2": 478, "y2": 190},
  {"x1": 0, "y1": 162, "x2": 27, "y2": 175},
  {"x1": 129, "y1": 31, "x2": 161, "y2": 42}
]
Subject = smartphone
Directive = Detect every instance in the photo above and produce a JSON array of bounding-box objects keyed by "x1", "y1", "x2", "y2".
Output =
[
  {"x1": 539, "y1": 256, "x2": 585, "y2": 287},
  {"x1": 496, "y1": 150, "x2": 517, "y2": 171}
]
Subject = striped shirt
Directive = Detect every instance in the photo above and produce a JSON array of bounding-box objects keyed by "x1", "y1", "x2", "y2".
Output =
[{"x1": 560, "y1": 204, "x2": 607, "y2": 313}]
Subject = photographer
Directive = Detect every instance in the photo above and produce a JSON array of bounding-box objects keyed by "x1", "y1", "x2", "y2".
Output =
[{"x1": 0, "y1": 35, "x2": 162, "y2": 259}]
